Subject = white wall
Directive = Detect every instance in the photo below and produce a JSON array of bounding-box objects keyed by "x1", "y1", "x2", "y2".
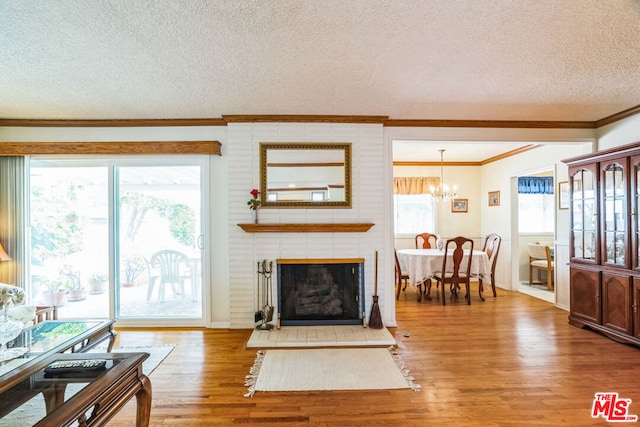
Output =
[
  {"x1": 9, "y1": 120, "x2": 639, "y2": 324},
  {"x1": 0, "y1": 123, "x2": 393, "y2": 328},
  {"x1": 393, "y1": 164, "x2": 482, "y2": 248},
  {"x1": 0, "y1": 125, "x2": 232, "y2": 327},
  {"x1": 597, "y1": 115, "x2": 640, "y2": 150},
  {"x1": 480, "y1": 143, "x2": 593, "y2": 308},
  {"x1": 226, "y1": 123, "x2": 392, "y2": 328}
]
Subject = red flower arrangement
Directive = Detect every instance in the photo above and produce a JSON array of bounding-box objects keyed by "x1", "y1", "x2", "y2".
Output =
[{"x1": 247, "y1": 189, "x2": 261, "y2": 210}]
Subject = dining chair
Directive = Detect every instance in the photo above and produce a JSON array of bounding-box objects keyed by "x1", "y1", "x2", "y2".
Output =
[
  {"x1": 430, "y1": 236, "x2": 474, "y2": 305},
  {"x1": 415, "y1": 232, "x2": 437, "y2": 249},
  {"x1": 394, "y1": 249, "x2": 410, "y2": 299},
  {"x1": 147, "y1": 249, "x2": 191, "y2": 302},
  {"x1": 528, "y1": 243, "x2": 554, "y2": 290},
  {"x1": 478, "y1": 233, "x2": 501, "y2": 298}
]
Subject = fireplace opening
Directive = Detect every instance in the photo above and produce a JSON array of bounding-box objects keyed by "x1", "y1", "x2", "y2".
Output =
[{"x1": 277, "y1": 258, "x2": 364, "y2": 326}]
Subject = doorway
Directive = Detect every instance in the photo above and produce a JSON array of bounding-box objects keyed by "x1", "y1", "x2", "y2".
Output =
[
  {"x1": 28, "y1": 157, "x2": 207, "y2": 325},
  {"x1": 512, "y1": 170, "x2": 556, "y2": 303}
]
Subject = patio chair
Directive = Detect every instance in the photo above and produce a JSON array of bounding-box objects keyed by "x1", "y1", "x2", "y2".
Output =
[{"x1": 147, "y1": 250, "x2": 191, "y2": 302}]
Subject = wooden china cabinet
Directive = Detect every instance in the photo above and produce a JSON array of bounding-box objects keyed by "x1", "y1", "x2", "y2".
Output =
[{"x1": 563, "y1": 141, "x2": 640, "y2": 346}]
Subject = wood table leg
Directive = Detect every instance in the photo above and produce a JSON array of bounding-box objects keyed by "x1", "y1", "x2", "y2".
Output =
[
  {"x1": 41, "y1": 383, "x2": 68, "y2": 414},
  {"x1": 424, "y1": 279, "x2": 432, "y2": 301},
  {"x1": 135, "y1": 374, "x2": 152, "y2": 427},
  {"x1": 106, "y1": 328, "x2": 117, "y2": 352}
]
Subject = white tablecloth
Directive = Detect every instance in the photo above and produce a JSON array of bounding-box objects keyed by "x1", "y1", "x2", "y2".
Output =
[{"x1": 397, "y1": 248, "x2": 490, "y2": 285}]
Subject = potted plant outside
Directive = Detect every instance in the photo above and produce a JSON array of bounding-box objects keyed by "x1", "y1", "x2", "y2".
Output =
[
  {"x1": 122, "y1": 256, "x2": 146, "y2": 287},
  {"x1": 88, "y1": 272, "x2": 108, "y2": 294},
  {"x1": 40, "y1": 277, "x2": 67, "y2": 307},
  {"x1": 60, "y1": 265, "x2": 86, "y2": 302}
]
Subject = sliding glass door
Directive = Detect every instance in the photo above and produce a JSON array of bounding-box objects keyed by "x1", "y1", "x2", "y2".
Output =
[
  {"x1": 28, "y1": 157, "x2": 206, "y2": 325},
  {"x1": 29, "y1": 164, "x2": 110, "y2": 318},
  {"x1": 116, "y1": 165, "x2": 202, "y2": 319}
]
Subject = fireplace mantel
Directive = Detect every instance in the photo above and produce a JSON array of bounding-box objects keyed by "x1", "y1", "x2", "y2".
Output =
[{"x1": 237, "y1": 223, "x2": 374, "y2": 233}]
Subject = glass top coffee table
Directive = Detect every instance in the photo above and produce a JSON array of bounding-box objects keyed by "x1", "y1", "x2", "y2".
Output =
[
  {"x1": 0, "y1": 319, "x2": 116, "y2": 377},
  {"x1": 0, "y1": 352, "x2": 150, "y2": 426},
  {"x1": 0, "y1": 319, "x2": 151, "y2": 426}
]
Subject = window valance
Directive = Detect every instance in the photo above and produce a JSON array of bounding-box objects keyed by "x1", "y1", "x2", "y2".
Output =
[
  {"x1": 394, "y1": 177, "x2": 439, "y2": 195},
  {"x1": 518, "y1": 176, "x2": 554, "y2": 194},
  {"x1": 0, "y1": 141, "x2": 221, "y2": 156}
]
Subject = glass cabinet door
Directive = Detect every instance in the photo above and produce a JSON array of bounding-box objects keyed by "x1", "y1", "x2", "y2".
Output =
[
  {"x1": 570, "y1": 165, "x2": 598, "y2": 263},
  {"x1": 631, "y1": 155, "x2": 640, "y2": 271},
  {"x1": 601, "y1": 158, "x2": 629, "y2": 268}
]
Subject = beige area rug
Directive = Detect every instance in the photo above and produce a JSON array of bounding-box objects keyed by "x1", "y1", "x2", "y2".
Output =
[
  {"x1": 246, "y1": 325, "x2": 396, "y2": 348},
  {"x1": 244, "y1": 347, "x2": 420, "y2": 397},
  {"x1": 0, "y1": 345, "x2": 175, "y2": 426}
]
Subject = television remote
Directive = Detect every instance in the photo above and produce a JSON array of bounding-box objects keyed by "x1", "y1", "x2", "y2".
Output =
[{"x1": 44, "y1": 359, "x2": 107, "y2": 376}]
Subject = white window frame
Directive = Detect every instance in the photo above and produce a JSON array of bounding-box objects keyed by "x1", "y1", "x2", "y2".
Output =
[
  {"x1": 27, "y1": 155, "x2": 210, "y2": 327},
  {"x1": 393, "y1": 193, "x2": 437, "y2": 237}
]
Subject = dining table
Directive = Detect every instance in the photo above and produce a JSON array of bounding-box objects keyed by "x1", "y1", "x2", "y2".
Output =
[{"x1": 397, "y1": 248, "x2": 491, "y2": 301}]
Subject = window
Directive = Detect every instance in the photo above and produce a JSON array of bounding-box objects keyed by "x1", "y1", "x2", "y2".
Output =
[
  {"x1": 518, "y1": 176, "x2": 555, "y2": 233},
  {"x1": 518, "y1": 193, "x2": 555, "y2": 233},
  {"x1": 394, "y1": 194, "x2": 436, "y2": 235}
]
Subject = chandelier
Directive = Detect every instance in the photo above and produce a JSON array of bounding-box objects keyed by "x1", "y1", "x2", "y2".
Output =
[{"x1": 430, "y1": 149, "x2": 457, "y2": 201}]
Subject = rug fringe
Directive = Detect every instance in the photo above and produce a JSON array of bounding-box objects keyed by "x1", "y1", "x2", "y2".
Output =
[
  {"x1": 388, "y1": 346, "x2": 422, "y2": 392},
  {"x1": 244, "y1": 350, "x2": 265, "y2": 397}
]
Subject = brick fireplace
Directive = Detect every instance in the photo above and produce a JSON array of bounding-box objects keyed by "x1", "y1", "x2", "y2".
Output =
[{"x1": 276, "y1": 258, "x2": 365, "y2": 327}]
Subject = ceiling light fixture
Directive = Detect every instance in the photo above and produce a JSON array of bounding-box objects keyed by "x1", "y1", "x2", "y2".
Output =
[{"x1": 430, "y1": 149, "x2": 457, "y2": 202}]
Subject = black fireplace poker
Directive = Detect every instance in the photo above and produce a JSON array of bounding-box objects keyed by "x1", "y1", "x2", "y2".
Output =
[{"x1": 255, "y1": 259, "x2": 274, "y2": 330}]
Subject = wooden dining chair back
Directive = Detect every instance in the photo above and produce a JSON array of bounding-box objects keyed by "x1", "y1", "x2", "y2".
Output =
[
  {"x1": 431, "y1": 236, "x2": 474, "y2": 305},
  {"x1": 415, "y1": 232, "x2": 438, "y2": 249},
  {"x1": 482, "y1": 233, "x2": 502, "y2": 297},
  {"x1": 528, "y1": 243, "x2": 554, "y2": 290},
  {"x1": 394, "y1": 249, "x2": 410, "y2": 299}
]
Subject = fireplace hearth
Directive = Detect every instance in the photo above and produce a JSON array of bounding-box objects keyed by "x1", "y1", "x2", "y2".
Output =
[{"x1": 277, "y1": 258, "x2": 365, "y2": 327}]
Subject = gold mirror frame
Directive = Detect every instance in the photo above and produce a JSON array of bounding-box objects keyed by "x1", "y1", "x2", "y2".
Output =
[{"x1": 260, "y1": 142, "x2": 352, "y2": 208}]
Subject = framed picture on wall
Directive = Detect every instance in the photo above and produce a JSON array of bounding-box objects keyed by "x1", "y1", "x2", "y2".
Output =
[
  {"x1": 488, "y1": 191, "x2": 500, "y2": 206},
  {"x1": 451, "y1": 198, "x2": 468, "y2": 213},
  {"x1": 558, "y1": 181, "x2": 569, "y2": 210}
]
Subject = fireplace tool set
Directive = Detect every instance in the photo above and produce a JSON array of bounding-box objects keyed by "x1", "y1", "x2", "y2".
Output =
[{"x1": 255, "y1": 259, "x2": 274, "y2": 330}]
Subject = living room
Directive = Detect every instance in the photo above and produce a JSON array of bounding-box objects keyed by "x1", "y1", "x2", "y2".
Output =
[
  {"x1": 0, "y1": 121, "x2": 597, "y2": 329},
  {"x1": 2, "y1": 2, "x2": 640, "y2": 425}
]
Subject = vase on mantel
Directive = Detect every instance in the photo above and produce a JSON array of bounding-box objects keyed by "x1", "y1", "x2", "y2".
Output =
[{"x1": 253, "y1": 209, "x2": 259, "y2": 224}]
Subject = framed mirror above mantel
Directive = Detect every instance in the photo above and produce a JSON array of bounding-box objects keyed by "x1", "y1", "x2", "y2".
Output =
[{"x1": 260, "y1": 142, "x2": 352, "y2": 208}]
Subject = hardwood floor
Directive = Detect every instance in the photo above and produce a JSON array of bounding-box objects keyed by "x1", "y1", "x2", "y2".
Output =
[{"x1": 106, "y1": 290, "x2": 640, "y2": 426}]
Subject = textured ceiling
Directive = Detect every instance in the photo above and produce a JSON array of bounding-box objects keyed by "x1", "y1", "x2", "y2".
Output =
[{"x1": 1, "y1": 0, "x2": 640, "y2": 122}]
